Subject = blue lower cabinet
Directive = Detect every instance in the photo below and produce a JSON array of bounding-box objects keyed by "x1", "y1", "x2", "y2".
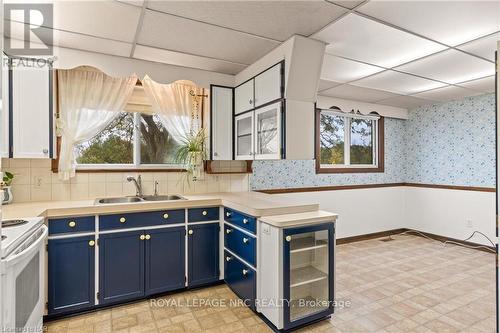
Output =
[
  {"x1": 145, "y1": 227, "x2": 186, "y2": 295},
  {"x1": 224, "y1": 224, "x2": 256, "y2": 266},
  {"x1": 48, "y1": 236, "x2": 95, "y2": 315},
  {"x1": 224, "y1": 250, "x2": 255, "y2": 309},
  {"x1": 188, "y1": 223, "x2": 220, "y2": 287},
  {"x1": 99, "y1": 230, "x2": 145, "y2": 305}
]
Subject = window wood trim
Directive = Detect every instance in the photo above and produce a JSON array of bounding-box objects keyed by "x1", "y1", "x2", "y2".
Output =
[{"x1": 315, "y1": 109, "x2": 385, "y2": 174}]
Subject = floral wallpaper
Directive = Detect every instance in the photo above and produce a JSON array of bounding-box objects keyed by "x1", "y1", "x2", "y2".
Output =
[{"x1": 250, "y1": 93, "x2": 495, "y2": 190}]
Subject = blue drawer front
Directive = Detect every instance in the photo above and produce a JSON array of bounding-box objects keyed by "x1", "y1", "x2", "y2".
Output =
[
  {"x1": 99, "y1": 210, "x2": 185, "y2": 230},
  {"x1": 224, "y1": 250, "x2": 255, "y2": 310},
  {"x1": 188, "y1": 207, "x2": 219, "y2": 223},
  {"x1": 224, "y1": 208, "x2": 256, "y2": 234},
  {"x1": 224, "y1": 224, "x2": 256, "y2": 267},
  {"x1": 49, "y1": 216, "x2": 95, "y2": 235}
]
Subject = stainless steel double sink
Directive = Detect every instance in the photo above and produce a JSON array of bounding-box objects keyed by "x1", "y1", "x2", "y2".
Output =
[{"x1": 94, "y1": 195, "x2": 185, "y2": 205}]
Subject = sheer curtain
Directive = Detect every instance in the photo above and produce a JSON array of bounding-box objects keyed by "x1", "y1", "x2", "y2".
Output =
[
  {"x1": 57, "y1": 68, "x2": 137, "y2": 180},
  {"x1": 142, "y1": 76, "x2": 202, "y2": 143}
]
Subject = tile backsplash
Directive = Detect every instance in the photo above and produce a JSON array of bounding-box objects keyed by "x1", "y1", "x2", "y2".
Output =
[{"x1": 2, "y1": 159, "x2": 249, "y2": 203}]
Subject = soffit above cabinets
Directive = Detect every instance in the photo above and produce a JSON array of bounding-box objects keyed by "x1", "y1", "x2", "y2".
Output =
[
  {"x1": 320, "y1": 84, "x2": 400, "y2": 103},
  {"x1": 137, "y1": 10, "x2": 279, "y2": 66},
  {"x1": 413, "y1": 86, "x2": 480, "y2": 102},
  {"x1": 457, "y1": 33, "x2": 500, "y2": 62},
  {"x1": 375, "y1": 95, "x2": 436, "y2": 109},
  {"x1": 146, "y1": 1, "x2": 348, "y2": 41},
  {"x1": 357, "y1": 1, "x2": 500, "y2": 46},
  {"x1": 351, "y1": 70, "x2": 447, "y2": 95},
  {"x1": 457, "y1": 76, "x2": 496, "y2": 94},
  {"x1": 313, "y1": 14, "x2": 446, "y2": 68},
  {"x1": 395, "y1": 49, "x2": 495, "y2": 84},
  {"x1": 321, "y1": 54, "x2": 384, "y2": 83}
]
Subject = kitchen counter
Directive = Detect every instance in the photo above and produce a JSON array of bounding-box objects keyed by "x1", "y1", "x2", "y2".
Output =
[
  {"x1": 259, "y1": 210, "x2": 337, "y2": 228},
  {"x1": 1, "y1": 191, "x2": 320, "y2": 221}
]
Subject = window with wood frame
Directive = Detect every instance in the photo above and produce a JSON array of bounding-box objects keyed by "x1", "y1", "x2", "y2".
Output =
[{"x1": 315, "y1": 108, "x2": 384, "y2": 173}]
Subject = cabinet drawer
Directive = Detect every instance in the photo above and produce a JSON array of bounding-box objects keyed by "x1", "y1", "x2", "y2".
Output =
[
  {"x1": 99, "y1": 210, "x2": 185, "y2": 230},
  {"x1": 188, "y1": 207, "x2": 220, "y2": 223},
  {"x1": 49, "y1": 216, "x2": 95, "y2": 235},
  {"x1": 224, "y1": 208, "x2": 256, "y2": 234},
  {"x1": 224, "y1": 250, "x2": 255, "y2": 309},
  {"x1": 224, "y1": 224, "x2": 256, "y2": 267}
]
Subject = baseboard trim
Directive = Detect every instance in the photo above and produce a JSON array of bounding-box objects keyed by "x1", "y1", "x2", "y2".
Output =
[{"x1": 337, "y1": 228, "x2": 496, "y2": 253}]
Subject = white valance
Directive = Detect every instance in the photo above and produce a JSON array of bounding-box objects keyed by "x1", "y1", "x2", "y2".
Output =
[{"x1": 320, "y1": 108, "x2": 380, "y2": 121}]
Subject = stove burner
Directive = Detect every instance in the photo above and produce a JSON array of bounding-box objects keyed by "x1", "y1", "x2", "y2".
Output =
[{"x1": 2, "y1": 219, "x2": 29, "y2": 228}]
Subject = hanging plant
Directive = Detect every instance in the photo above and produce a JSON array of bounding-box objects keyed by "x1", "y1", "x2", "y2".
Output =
[{"x1": 174, "y1": 129, "x2": 207, "y2": 183}]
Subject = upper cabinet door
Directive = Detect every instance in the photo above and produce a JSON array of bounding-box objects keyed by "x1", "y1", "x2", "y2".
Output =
[
  {"x1": 254, "y1": 101, "x2": 282, "y2": 160},
  {"x1": 210, "y1": 85, "x2": 233, "y2": 160},
  {"x1": 11, "y1": 63, "x2": 53, "y2": 158},
  {"x1": 1, "y1": 57, "x2": 10, "y2": 158},
  {"x1": 254, "y1": 63, "x2": 283, "y2": 108},
  {"x1": 234, "y1": 79, "x2": 254, "y2": 115},
  {"x1": 234, "y1": 112, "x2": 254, "y2": 160}
]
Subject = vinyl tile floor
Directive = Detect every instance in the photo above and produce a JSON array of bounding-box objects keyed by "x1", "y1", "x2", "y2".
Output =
[{"x1": 45, "y1": 234, "x2": 496, "y2": 333}]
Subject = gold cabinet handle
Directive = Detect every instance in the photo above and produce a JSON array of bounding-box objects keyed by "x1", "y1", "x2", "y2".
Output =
[
  {"x1": 243, "y1": 237, "x2": 249, "y2": 244},
  {"x1": 188, "y1": 229, "x2": 194, "y2": 235},
  {"x1": 119, "y1": 217, "x2": 126, "y2": 223},
  {"x1": 226, "y1": 229, "x2": 233, "y2": 234},
  {"x1": 88, "y1": 240, "x2": 95, "y2": 247},
  {"x1": 285, "y1": 236, "x2": 292, "y2": 242},
  {"x1": 243, "y1": 218, "x2": 248, "y2": 224},
  {"x1": 202, "y1": 210, "x2": 208, "y2": 216},
  {"x1": 242, "y1": 269, "x2": 248, "y2": 276},
  {"x1": 68, "y1": 221, "x2": 76, "y2": 228},
  {"x1": 163, "y1": 213, "x2": 169, "y2": 219},
  {"x1": 145, "y1": 234, "x2": 151, "y2": 240},
  {"x1": 225, "y1": 256, "x2": 232, "y2": 262},
  {"x1": 140, "y1": 234, "x2": 145, "y2": 240},
  {"x1": 226, "y1": 212, "x2": 231, "y2": 217}
]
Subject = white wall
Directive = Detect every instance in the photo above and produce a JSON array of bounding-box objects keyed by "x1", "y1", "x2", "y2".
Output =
[{"x1": 271, "y1": 186, "x2": 495, "y2": 246}]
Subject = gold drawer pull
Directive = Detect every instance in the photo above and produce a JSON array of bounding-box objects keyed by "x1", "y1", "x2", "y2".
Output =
[
  {"x1": 163, "y1": 213, "x2": 169, "y2": 219},
  {"x1": 119, "y1": 217, "x2": 126, "y2": 223},
  {"x1": 243, "y1": 237, "x2": 250, "y2": 244},
  {"x1": 226, "y1": 229, "x2": 233, "y2": 234},
  {"x1": 188, "y1": 229, "x2": 194, "y2": 235},
  {"x1": 202, "y1": 211, "x2": 207, "y2": 216},
  {"x1": 242, "y1": 269, "x2": 248, "y2": 276},
  {"x1": 243, "y1": 218, "x2": 248, "y2": 224},
  {"x1": 285, "y1": 236, "x2": 292, "y2": 242},
  {"x1": 145, "y1": 234, "x2": 151, "y2": 240},
  {"x1": 88, "y1": 240, "x2": 95, "y2": 247},
  {"x1": 68, "y1": 221, "x2": 76, "y2": 228},
  {"x1": 140, "y1": 234, "x2": 145, "y2": 240}
]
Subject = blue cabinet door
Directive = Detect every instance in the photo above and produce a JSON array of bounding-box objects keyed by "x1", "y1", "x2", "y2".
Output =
[
  {"x1": 224, "y1": 250, "x2": 255, "y2": 310},
  {"x1": 145, "y1": 227, "x2": 186, "y2": 296},
  {"x1": 188, "y1": 223, "x2": 220, "y2": 287},
  {"x1": 48, "y1": 236, "x2": 95, "y2": 315},
  {"x1": 99, "y1": 230, "x2": 145, "y2": 305}
]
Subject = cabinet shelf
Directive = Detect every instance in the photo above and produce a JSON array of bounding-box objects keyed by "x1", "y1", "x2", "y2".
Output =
[
  {"x1": 290, "y1": 237, "x2": 327, "y2": 253},
  {"x1": 289, "y1": 296, "x2": 328, "y2": 321},
  {"x1": 290, "y1": 265, "x2": 327, "y2": 288}
]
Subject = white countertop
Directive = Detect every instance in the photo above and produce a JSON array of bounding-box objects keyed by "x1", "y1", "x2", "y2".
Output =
[
  {"x1": 259, "y1": 210, "x2": 337, "y2": 228},
  {"x1": 1, "y1": 191, "x2": 321, "y2": 222}
]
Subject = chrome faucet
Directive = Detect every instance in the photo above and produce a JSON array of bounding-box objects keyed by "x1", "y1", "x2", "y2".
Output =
[{"x1": 127, "y1": 175, "x2": 142, "y2": 197}]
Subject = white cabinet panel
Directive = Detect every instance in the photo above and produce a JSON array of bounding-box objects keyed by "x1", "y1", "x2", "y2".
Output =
[
  {"x1": 12, "y1": 64, "x2": 53, "y2": 158},
  {"x1": 254, "y1": 63, "x2": 282, "y2": 108},
  {"x1": 234, "y1": 112, "x2": 254, "y2": 160},
  {"x1": 234, "y1": 79, "x2": 254, "y2": 115},
  {"x1": 210, "y1": 85, "x2": 233, "y2": 160},
  {"x1": 1, "y1": 58, "x2": 10, "y2": 158},
  {"x1": 254, "y1": 101, "x2": 282, "y2": 160}
]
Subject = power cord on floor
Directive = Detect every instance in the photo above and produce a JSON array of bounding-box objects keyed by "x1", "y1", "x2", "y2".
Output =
[{"x1": 388, "y1": 229, "x2": 497, "y2": 254}]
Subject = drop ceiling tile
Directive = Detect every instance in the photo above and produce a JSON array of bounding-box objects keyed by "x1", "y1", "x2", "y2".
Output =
[
  {"x1": 314, "y1": 14, "x2": 446, "y2": 68},
  {"x1": 321, "y1": 54, "x2": 384, "y2": 83},
  {"x1": 320, "y1": 84, "x2": 400, "y2": 103},
  {"x1": 117, "y1": 0, "x2": 144, "y2": 7},
  {"x1": 413, "y1": 86, "x2": 480, "y2": 102},
  {"x1": 352, "y1": 70, "x2": 446, "y2": 95},
  {"x1": 457, "y1": 76, "x2": 495, "y2": 93},
  {"x1": 133, "y1": 45, "x2": 246, "y2": 75},
  {"x1": 457, "y1": 33, "x2": 500, "y2": 62},
  {"x1": 318, "y1": 79, "x2": 342, "y2": 92},
  {"x1": 147, "y1": 1, "x2": 347, "y2": 41},
  {"x1": 358, "y1": 1, "x2": 500, "y2": 46},
  {"x1": 376, "y1": 95, "x2": 435, "y2": 109},
  {"x1": 329, "y1": 1, "x2": 365, "y2": 9},
  {"x1": 395, "y1": 49, "x2": 494, "y2": 84},
  {"x1": 139, "y1": 10, "x2": 279, "y2": 65}
]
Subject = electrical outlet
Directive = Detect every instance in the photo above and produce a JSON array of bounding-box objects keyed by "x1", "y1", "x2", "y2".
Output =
[{"x1": 466, "y1": 219, "x2": 473, "y2": 228}]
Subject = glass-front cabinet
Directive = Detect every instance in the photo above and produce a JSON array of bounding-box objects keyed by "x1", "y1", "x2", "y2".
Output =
[
  {"x1": 283, "y1": 223, "x2": 335, "y2": 330},
  {"x1": 235, "y1": 112, "x2": 254, "y2": 160},
  {"x1": 255, "y1": 101, "x2": 282, "y2": 160}
]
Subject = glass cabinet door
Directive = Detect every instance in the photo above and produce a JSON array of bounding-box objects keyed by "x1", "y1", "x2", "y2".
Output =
[
  {"x1": 235, "y1": 112, "x2": 254, "y2": 160},
  {"x1": 254, "y1": 101, "x2": 281, "y2": 160},
  {"x1": 284, "y1": 224, "x2": 334, "y2": 328}
]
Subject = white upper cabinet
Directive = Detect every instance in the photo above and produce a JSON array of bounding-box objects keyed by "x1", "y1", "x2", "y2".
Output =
[
  {"x1": 234, "y1": 79, "x2": 254, "y2": 115},
  {"x1": 234, "y1": 111, "x2": 254, "y2": 160},
  {"x1": 10, "y1": 61, "x2": 53, "y2": 159},
  {"x1": 254, "y1": 63, "x2": 283, "y2": 108},
  {"x1": 254, "y1": 101, "x2": 282, "y2": 160},
  {"x1": 1, "y1": 57, "x2": 10, "y2": 158},
  {"x1": 210, "y1": 85, "x2": 233, "y2": 160}
]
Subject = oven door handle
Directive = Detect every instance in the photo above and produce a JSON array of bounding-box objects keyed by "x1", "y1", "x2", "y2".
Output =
[{"x1": 5, "y1": 225, "x2": 48, "y2": 264}]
